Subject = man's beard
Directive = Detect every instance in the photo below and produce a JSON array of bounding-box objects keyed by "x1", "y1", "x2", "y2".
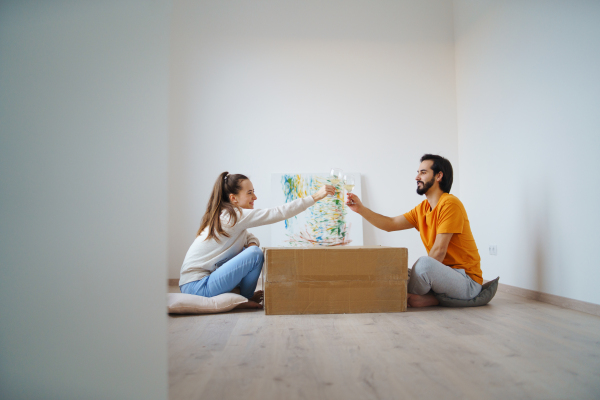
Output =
[{"x1": 416, "y1": 176, "x2": 435, "y2": 195}]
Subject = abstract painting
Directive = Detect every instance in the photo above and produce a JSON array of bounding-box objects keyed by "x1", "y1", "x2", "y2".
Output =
[{"x1": 270, "y1": 173, "x2": 364, "y2": 247}]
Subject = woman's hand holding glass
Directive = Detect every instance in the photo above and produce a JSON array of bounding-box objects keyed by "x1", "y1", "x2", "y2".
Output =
[{"x1": 312, "y1": 185, "x2": 336, "y2": 201}]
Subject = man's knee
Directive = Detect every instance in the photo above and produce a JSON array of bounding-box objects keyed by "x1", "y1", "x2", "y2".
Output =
[{"x1": 412, "y1": 256, "x2": 437, "y2": 277}]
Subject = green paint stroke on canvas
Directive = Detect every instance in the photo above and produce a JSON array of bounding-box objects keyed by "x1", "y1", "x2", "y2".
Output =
[{"x1": 280, "y1": 174, "x2": 351, "y2": 246}]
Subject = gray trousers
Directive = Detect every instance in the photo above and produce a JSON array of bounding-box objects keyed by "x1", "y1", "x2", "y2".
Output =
[{"x1": 407, "y1": 256, "x2": 482, "y2": 300}]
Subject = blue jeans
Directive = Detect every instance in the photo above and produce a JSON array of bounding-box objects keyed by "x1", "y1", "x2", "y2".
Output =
[{"x1": 180, "y1": 246, "x2": 264, "y2": 299}]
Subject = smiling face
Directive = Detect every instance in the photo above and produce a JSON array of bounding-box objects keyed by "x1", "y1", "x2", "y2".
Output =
[
  {"x1": 415, "y1": 160, "x2": 440, "y2": 196},
  {"x1": 229, "y1": 179, "x2": 257, "y2": 209}
]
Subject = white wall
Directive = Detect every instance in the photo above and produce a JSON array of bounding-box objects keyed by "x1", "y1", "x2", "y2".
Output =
[
  {"x1": 168, "y1": 0, "x2": 460, "y2": 278},
  {"x1": 0, "y1": 2, "x2": 171, "y2": 399},
  {"x1": 454, "y1": 0, "x2": 600, "y2": 304}
]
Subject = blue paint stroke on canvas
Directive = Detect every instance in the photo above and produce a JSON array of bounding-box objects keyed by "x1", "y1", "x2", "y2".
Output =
[
  {"x1": 280, "y1": 173, "x2": 352, "y2": 246},
  {"x1": 280, "y1": 174, "x2": 310, "y2": 229}
]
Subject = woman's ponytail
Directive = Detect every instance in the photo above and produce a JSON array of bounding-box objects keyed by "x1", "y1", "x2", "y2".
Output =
[{"x1": 197, "y1": 171, "x2": 249, "y2": 241}]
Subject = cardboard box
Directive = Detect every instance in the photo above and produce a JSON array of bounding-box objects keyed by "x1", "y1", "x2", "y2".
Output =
[{"x1": 263, "y1": 246, "x2": 408, "y2": 315}]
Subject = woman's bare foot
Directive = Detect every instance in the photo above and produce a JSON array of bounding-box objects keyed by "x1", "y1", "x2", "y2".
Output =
[
  {"x1": 235, "y1": 300, "x2": 263, "y2": 309},
  {"x1": 407, "y1": 293, "x2": 439, "y2": 308},
  {"x1": 250, "y1": 290, "x2": 263, "y2": 304}
]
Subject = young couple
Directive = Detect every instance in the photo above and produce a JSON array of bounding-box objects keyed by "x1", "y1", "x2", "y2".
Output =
[{"x1": 179, "y1": 154, "x2": 482, "y2": 309}]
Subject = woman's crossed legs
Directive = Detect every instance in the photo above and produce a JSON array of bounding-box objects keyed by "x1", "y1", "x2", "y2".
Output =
[{"x1": 180, "y1": 246, "x2": 264, "y2": 308}]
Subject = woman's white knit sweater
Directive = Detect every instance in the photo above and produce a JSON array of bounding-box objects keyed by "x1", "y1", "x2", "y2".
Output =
[{"x1": 179, "y1": 196, "x2": 315, "y2": 286}]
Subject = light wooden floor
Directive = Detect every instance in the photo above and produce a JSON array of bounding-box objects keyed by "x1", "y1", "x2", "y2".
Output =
[{"x1": 168, "y1": 284, "x2": 600, "y2": 400}]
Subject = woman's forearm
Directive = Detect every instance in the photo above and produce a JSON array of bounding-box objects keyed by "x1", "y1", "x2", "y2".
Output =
[{"x1": 240, "y1": 197, "x2": 315, "y2": 229}]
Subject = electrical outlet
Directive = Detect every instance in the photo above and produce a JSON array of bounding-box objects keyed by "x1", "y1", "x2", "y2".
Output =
[{"x1": 489, "y1": 245, "x2": 497, "y2": 256}]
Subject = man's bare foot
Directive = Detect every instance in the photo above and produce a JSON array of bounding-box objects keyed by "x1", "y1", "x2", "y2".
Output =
[
  {"x1": 407, "y1": 293, "x2": 439, "y2": 308},
  {"x1": 235, "y1": 300, "x2": 263, "y2": 309},
  {"x1": 250, "y1": 290, "x2": 264, "y2": 304}
]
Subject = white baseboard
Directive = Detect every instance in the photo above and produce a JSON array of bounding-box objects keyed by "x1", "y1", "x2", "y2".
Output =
[{"x1": 494, "y1": 281, "x2": 600, "y2": 317}]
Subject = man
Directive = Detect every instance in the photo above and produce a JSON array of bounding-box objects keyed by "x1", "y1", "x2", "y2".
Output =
[{"x1": 346, "y1": 154, "x2": 482, "y2": 307}]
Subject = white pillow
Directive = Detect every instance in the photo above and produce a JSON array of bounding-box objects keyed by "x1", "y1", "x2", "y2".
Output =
[{"x1": 167, "y1": 293, "x2": 248, "y2": 314}]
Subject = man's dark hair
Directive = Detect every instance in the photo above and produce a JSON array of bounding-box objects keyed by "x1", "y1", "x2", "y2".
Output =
[{"x1": 420, "y1": 154, "x2": 453, "y2": 193}]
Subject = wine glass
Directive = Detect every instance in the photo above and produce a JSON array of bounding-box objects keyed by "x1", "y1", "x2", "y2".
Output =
[
  {"x1": 329, "y1": 168, "x2": 343, "y2": 196},
  {"x1": 343, "y1": 174, "x2": 355, "y2": 194}
]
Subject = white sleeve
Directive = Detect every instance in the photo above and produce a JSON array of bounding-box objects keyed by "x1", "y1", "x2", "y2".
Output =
[
  {"x1": 237, "y1": 197, "x2": 315, "y2": 229},
  {"x1": 246, "y1": 231, "x2": 260, "y2": 247}
]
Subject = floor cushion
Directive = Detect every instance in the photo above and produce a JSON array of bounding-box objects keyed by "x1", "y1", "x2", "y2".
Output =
[
  {"x1": 167, "y1": 292, "x2": 248, "y2": 314},
  {"x1": 434, "y1": 277, "x2": 500, "y2": 307}
]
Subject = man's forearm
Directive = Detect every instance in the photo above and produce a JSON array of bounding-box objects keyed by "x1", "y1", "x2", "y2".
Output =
[
  {"x1": 428, "y1": 247, "x2": 446, "y2": 263},
  {"x1": 357, "y1": 207, "x2": 397, "y2": 232},
  {"x1": 428, "y1": 233, "x2": 453, "y2": 264}
]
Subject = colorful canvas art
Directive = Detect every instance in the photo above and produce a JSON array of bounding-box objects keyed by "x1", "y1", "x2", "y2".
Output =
[{"x1": 270, "y1": 173, "x2": 364, "y2": 247}]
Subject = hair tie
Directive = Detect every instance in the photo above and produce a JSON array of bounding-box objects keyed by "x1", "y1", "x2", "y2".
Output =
[{"x1": 224, "y1": 174, "x2": 229, "y2": 181}]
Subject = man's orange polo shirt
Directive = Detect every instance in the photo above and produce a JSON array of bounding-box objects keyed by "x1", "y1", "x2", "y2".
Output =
[{"x1": 403, "y1": 193, "x2": 483, "y2": 284}]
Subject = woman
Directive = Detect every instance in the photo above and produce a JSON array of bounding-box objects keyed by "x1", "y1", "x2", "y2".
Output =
[{"x1": 179, "y1": 172, "x2": 335, "y2": 309}]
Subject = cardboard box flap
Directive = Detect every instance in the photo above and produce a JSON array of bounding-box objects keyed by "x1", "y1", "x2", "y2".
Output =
[{"x1": 263, "y1": 246, "x2": 408, "y2": 282}]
